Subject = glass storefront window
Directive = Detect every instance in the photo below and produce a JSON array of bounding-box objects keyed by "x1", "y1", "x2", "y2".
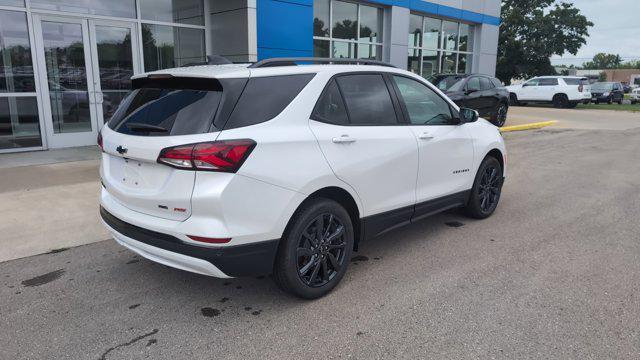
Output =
[
  {"x1": 0, "y1": 96, "x2": 41, "y2": 149},
  {"x1": 140, "y1": 0, "x2": 204, "y2": 26},
  {"x1": 0, "y1": 10, "x2": 35, "y2": 93},
  {"x1": 408, "y1": 14, "x2": 473, "y2": 76},
  {"x1": 313, "y1": 1, "x2": 383, "y2": 60},
  {"x1": 31, "y1": 0, "x2": 136, "y2": 18},
  {"x1": 313, "y1": 0, "x2": 330, "y2": 38},
  {"x1": 95, "y1": 26, "x2": 134, "y2": 121},
  {"x1": 142, "y1": 24, "x2": 205, "y2": 71},
  {"x1": 0, "y1": 0, "x2": 24, "y2": 7},
  {"x1": 423, "y1": 17, "x2": 441, "y2": 50}
]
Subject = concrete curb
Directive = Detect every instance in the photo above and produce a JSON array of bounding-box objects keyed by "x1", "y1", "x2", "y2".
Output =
[{"x1": 500, "y1": 121, "x2": 558, "y2": 132}]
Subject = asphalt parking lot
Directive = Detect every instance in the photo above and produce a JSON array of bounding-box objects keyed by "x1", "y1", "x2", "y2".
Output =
[{"x1": 2, "y1": 119, "x2": 640, "y2": 359}]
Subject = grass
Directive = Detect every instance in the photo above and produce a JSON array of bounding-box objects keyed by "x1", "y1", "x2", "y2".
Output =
[{"x1": 576, "y1": 103, "x2": 640, "y2": 112}]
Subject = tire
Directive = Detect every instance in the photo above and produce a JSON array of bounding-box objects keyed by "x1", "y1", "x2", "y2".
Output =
[
  {"x1": 273, "y1": 198, "x2": 354, "y2": 299},
  {"x1": 607, "y1": 97, "x2": 613, "y2": 104},
  {"x1": 552, "y1": 94, "x2": 569, "y2": 108},
  {"x1": 509, "y1": 93, "x2": 519, "y2": 106},
  {"x1": 617, "y1": 99, "x2": 623, "y2": 105},
  {"x1": 465, "y1": 156, "x2": 503, "y2": 219},
  {"x1": 490, "y1": 102, "x2": 508, "y2": 127}
]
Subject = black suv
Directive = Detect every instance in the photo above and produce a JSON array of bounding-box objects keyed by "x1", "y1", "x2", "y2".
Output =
[
  {"x1": 591, "y1": 82, "x2": 625, "y2": 104},
  {"x1": 428, "y1": 74, "x2": 510, "y2": 127}
]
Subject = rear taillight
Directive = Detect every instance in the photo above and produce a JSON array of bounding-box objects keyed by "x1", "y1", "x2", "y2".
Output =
[
  {"x1": 157, "y1": 139, "x2": 256, "y2": 173},
  {"x1": 97, "y1": 131, "x2": 104, "y2": 152},
  {"x1": 578, "y1": 84, "x2": 584, "y2": 92}
]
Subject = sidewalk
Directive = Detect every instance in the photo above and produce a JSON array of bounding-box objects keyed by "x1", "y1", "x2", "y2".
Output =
[{"x1": 0, "y1": 147, "x2": 109, "y2": 262}]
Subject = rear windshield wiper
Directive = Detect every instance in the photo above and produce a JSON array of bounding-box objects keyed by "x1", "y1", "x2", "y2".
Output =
[{"x1": 125, "y1": 123, "x2": 168, "y2": 133}]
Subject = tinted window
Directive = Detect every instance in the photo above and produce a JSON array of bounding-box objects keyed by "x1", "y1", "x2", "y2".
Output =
[
  {"x1": 224, "y1": 74, "x2": 315, "y2": 130},
  {"x1": 563, "y1": 78, "x2": 583, "y2": 86},
  {"x1": 524, "y1": 79, "x2": 539, "y2": 87},
  {"x1": 480, "y1": 77, "x2": 494, "y2": 90},
  {"x1": 312, "y1": 80, "x2": 348, "y2": 125},
  {"x1": 466, "y1": 77, "x2": 481, "y2": 91},
  {"x1": 490, "y1": 77, "x2": 503, "y2": 88},
  {"x1": 108, "y1": 88, "x2": 222, "y2": 136},
  {"x1": 538, "y1": 78, "x2": 558, "y2": 86},
  {"x1": 336, "y1": 74, "x2": 397, "y2": 125},
  {"x1": 393, "y1": 76, "x2": 454, "y2": 126}
]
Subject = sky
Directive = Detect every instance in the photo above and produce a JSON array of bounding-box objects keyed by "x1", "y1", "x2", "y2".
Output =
[{"x1": 549, "y1": 0, "x2": 640, "y2": 67}]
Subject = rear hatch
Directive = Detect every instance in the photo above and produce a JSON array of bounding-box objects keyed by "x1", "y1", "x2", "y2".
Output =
[{"x1": 100, "y1": 71, "x2": 249, "y2": 221}]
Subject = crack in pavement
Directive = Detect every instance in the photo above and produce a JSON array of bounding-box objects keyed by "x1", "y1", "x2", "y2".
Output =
[{"x1": 98, "y1": 329, "x2": 159, "y2": 360}]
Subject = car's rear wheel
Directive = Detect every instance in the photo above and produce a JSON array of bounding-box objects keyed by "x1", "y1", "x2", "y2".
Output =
[
  {"x1": 552, "y1": 94, "x2": 569, "y2": 108},
  {"x1": 273, "y1": 198, "x2": 354, "y2": 299},
  {"x1": 490, "y1": 102, "x2": 508, "y2": 127},
  {"x1": 509, "y1": 93, "x2": 519, "y2": 106},
  {"x1": 465, "y1": 156, "x2": 503, "y2": 219}
]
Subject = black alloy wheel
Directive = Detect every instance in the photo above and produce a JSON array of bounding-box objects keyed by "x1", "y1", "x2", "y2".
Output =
[
  {"x1": 553, "y1": 94, "x2": 569, "y2": 108},
  {"x1": 296, "y1": 213, "x2": 347, "y2": 287},
  {"x1": 492, "y1": 103, "x2": 508, "y2": 127},
  {"x1": 465, "y1": 156, "x2": 503, "y2": 219}
]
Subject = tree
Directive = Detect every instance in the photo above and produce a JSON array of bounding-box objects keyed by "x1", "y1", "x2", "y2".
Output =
[
  {"x1": 497, "y1": 0, "x2": 593, "y2": 84},
  {"x1": 582, "y1": 53, "x2": 623, "y2": 69},
  {"x1": 598, "y1": 71, "x2": 607, "y2": 82}
]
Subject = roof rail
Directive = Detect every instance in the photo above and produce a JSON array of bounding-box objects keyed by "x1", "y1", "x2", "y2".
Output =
[{"x1": 248, "y1": 57, "x2": 396, "y2": 69}]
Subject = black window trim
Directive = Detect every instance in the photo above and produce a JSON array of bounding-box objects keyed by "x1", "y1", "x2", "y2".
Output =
[
  {"x1": 388, "y1": 73, "x2": 461, "y2": 127},
  {"x1": 310, "y1": 71, "x2": 405, "y2": 127}
]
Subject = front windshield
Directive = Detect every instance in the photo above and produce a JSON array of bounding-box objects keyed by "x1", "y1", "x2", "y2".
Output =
[
  {"x1": 591, "y1": 83, "x2": 614, "y2": 91},
  {"x1": 428, "y1": 75, "x2": 466, "y2": 91}
]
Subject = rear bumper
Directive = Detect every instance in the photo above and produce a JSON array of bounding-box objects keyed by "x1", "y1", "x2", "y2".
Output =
[{"x1": 101, "y1": 206, "x2": 279, "y2": 278}]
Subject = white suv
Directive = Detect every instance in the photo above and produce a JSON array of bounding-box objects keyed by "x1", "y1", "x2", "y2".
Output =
[
  {"x1": 506, "y1": 76, "x2": 591, "y2": 108},
  {"x1": 99, "y1": 58, "x2": 506, "y2": 298}
]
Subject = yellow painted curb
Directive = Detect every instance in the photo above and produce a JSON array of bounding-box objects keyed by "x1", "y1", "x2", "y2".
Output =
[{"x1": 500, "y1": 121, "x2": 558, "y2": 132}]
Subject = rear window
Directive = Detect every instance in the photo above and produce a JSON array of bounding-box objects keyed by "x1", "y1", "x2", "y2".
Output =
[
  {"x1": 108, "y1": 84, "x2": 223, "y2": 137},
  {"x1": 564, "y1": 78, "x2": 589, "y2": 86}
]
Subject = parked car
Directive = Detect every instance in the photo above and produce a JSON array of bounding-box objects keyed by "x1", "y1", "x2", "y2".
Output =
[
  {"x1": 505, "y1": 76, "x2": 591, "y2": 108},
  {"x1": 98, "y1": 58, "x2": 506, "y2": 299},
  {"x1": 427, "y1": 73, "x2": 510, "y2": 127},
  {"x1": 630, "y1": 88, "x2": 640, "y2": 104},
  {"x1": 590, "y1": 82, "x2": 625, "y2": 104},
  {"x1": 622, "y1": 83, "x2": 631, "y2": 94}
]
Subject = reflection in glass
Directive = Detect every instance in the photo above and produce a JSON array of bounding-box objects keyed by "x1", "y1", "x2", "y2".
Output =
[
  {"x1": 421, "y1": 50, "x2": 439, "y2": 77},
  {"x1": 408, "y1": 48, "x2": 420, "y2": 75},
  {"x1": 359, "y1": 5, "x2": 382, "y2": 43},
  {"x1": 313, "y1": 0, "x2": 330, "y2": 37},
  {"x1": 95, "y1": 26, "x2": 133, "y2": 121},
  {"x1": 458, "y1": 54, "x2": 471, "y2": 73},
  {"x1": 42, "y1": 21, "x2": 92, "y2": 134},
  {"x1": 31, "y1": 0, "x2": 136, "y2": 18},
  {"x1": 314, "y1": 39, "x2": 330, "y2": 58},
  {"x1": 408, "y1": 14, "x2": 422, "y2": 48},
  {"x1": 423, "y1": 17, "x2": 441, "y2": 49},
  {"x1": 332, "y1": 41, "x2": 356, "y2": 59},
  {"x1": 441, "y1": 52, "x2": 457, "y2": 74},
  {"x1": 140, "y1": 0, "x2": 204, "y2": 25},
  {"x1": 332, "y1": 1, "x2": 357, "y2": 40},
  {"x1": 142, "y1": 24, "x2": 205, "y2": 71},
  {"x1": 459, "y1": 24, "x2": 473, "y2": 52},
  {"x1": 0, "y1": 10, "x2": 35, "y2": 92},
  {"x1": 0, "y1": 96, "x2": 41, "y2": 149},
  {"x1": 0, "y1": 0, "x2": 24, "y2": 7},
  {"x1": 358, "y1": 44, "x2": 381, "y2": 60},
  {"x1": 442, "y1": 21, "x2": 458, "y2": 51}
]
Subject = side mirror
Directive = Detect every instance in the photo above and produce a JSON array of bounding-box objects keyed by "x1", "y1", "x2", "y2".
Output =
[{"x1": 459, "y1": 108, "x2": 479, "y2": 124}]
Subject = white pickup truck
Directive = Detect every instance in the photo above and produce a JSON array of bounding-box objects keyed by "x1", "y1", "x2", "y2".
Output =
[{"x1": 506, "y1": 76, "x2": 592, "y2": 108}]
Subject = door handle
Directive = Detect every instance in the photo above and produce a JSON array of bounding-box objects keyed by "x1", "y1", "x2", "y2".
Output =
[
  {"x1": 418, "y1": 132, "x2": 434, "y2": 140},
  {"x1": 332, "y1": 135, "x2": 356, "y2": 144}
]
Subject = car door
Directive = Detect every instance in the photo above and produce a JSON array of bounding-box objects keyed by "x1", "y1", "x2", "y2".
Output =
[
  {"x1": 479, "y1": 77, "x2": 498, "y2": 116},
  {"x1": 389, "y1": 75, "x2": 474, "y2": 220},
  {"x1": 463, "y1": 76, "x2": 483, "y2": 111},
  {"x1": 614, "y1": 83, "x2": 624, "y2": 102},
  {"x1": 536, "y1": 78, "x2": 559, "y2": 100},
  {"x1": 309, "y1": 73, "x2": 419, "y2": 235},
  {"x1": 519, "y1": 79, "x2": 539, "y2": 100}
]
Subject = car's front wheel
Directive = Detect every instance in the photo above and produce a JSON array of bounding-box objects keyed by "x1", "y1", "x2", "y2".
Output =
[
  {"x1": 490, "y1": 102, "x2": 508, "y2": 127},
  {"x1": 465, "y1": 156, "x2": 503, "y2": 219},
  {"x1": 273, "y1": 198, "x2": 354, "y2": 299}
]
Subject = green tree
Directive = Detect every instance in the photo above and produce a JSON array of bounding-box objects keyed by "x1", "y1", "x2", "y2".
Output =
[
  {"x1": 497, "y1": 0, "x2": 593, "y2": 84},
  {"x1": 598, "y1": 71, "x2": 607, "y2": 82},
  {"x1": 583, "y1": 53, "x2": 623, "y2": 69}
]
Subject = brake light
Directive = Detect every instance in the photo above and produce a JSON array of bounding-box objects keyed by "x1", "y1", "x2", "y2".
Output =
[
  {"x1": 97, "y1": 131, "x2": 104, "y2": 152},
  {"x1": 157, "y1": 139, "x2": 256, "y2": 172},
  {"x1": 578, "y1": 84, "x2": 584, "y2": 92}
]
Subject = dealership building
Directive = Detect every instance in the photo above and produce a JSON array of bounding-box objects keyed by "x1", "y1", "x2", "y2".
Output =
[{"x1": 0, "y1": 0, "x2": 500, "y2": 153}]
